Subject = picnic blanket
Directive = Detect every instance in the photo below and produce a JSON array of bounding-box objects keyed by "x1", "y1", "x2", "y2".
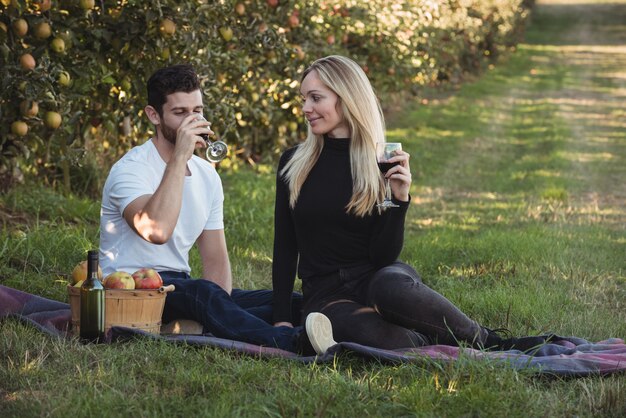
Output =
[{"x1": 1, "y1": 284, "x2": 625, "y2": 377}]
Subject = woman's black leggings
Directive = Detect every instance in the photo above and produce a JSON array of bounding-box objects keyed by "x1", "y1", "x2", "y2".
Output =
[{"x1": 301, "y1": 262, "x2": 489, "y2": 350}]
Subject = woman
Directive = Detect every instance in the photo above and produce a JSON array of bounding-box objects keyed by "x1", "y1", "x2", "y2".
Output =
[{"x1": 271, "y1": 55, "x2": 547, "y2": 351}]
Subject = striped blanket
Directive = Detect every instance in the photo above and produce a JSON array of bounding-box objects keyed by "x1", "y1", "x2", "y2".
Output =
[{"x1": 1, "y1": 284, "x2": 624, "y2": 377}]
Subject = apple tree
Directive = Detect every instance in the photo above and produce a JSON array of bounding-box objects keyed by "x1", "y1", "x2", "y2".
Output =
[{"x1": 0, "y1": 0, "x2": 533, "y2": 195}]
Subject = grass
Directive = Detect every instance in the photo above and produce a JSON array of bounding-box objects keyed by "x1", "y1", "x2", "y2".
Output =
[{"x1": 1, "y1": 0, "x2": 626, "y2": 416}]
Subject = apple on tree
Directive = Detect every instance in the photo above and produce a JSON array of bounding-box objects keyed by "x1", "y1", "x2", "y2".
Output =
[
  {"x1": 132, "y1": 268, "x2": 163, "y2": 289},
  {"x1": 103, "y1": 271, "x2": 135, "y2": 289}
]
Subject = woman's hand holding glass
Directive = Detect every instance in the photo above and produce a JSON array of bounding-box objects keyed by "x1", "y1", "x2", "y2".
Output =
[{"x1": 376, "y1": 143, "x2": 411, "y2": 207}]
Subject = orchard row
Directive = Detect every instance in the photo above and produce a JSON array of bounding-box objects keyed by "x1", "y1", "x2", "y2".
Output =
[{"x1": 0, "y1": 0, "x2": 534, "y2": 194}]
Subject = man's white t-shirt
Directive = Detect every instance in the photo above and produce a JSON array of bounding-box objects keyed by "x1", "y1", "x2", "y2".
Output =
[{"x1": 99, "y1": 139, "x2": 223, "y2": 276}]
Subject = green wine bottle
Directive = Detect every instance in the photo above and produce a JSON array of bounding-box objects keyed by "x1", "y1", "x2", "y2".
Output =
[{"x1": 80, "y1": 250, "x2": 105, "y2": 343}]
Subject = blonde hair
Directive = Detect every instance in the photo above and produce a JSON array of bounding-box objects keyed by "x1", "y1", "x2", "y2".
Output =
[{"x1": 281, "y1": 55, "x2": 386, "y2": 217}]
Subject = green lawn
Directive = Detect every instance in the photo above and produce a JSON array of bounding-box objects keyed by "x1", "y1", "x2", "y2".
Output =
[{"x1": 1, "y1": 1, "x2": 625, "y2": 416}]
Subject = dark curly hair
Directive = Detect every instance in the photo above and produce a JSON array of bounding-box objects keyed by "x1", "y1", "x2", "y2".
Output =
[{"x1": 147, "y1": 64, "x2": 201, "y2": 115}]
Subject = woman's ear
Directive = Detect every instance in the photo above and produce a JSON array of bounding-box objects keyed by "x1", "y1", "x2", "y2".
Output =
[{"x1": 144, "y1": 105, "x2": 161, "y2": 125}]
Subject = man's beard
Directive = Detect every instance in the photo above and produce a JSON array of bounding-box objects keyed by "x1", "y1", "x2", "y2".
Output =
[{"x1": 159, "y1": 119, "x2": 177, "y2": 145}]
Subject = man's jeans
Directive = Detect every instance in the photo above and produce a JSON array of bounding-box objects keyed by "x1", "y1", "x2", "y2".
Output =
[{"x1": 159, "y1": 271, "x2": 303, "y2": 351}]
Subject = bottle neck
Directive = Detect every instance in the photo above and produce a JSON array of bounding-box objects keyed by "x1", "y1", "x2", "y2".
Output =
[{"x1": 86, "y1": 250, "x2": 99, "y2": 281}]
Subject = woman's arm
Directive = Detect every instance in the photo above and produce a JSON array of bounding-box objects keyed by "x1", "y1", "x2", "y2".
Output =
[
  {"x1": 271, "y1": 150, "x2": 299, "y2": 325},
  {"x1": 369, "y1": 150, "x2": 412, "y2": 267}
]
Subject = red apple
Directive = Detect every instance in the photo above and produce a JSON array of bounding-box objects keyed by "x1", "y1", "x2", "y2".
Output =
[
  {"x1": 103, "y1": 271, "x2": 135, "y2": 289},
  {"x1": 132, "y1": 268, "x2": 163, "y2": 289},
  {"x1": 287, "y1": 14, "x2": 300, "y2": 28}
]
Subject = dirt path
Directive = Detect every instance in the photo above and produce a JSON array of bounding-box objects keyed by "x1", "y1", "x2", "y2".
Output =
[
  {"x1": 529, "y1": 0, "x2": 626, "y2": 224},
  {"x1": 415, "y1": 0, "x2": 626, "y2": 229}
]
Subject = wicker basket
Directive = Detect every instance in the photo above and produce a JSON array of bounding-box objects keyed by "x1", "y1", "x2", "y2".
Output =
[{"x1": 67, "y1": 284, "x2": 174, "y2": 335}]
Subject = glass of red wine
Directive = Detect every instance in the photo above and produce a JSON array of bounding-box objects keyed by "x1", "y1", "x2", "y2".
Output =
[
  {"x1": 197, "y1": 115, "x2": 229, "y2": 163},
  {"x1": 376, "y1": 142, "x2": 402, "y2": 208}
]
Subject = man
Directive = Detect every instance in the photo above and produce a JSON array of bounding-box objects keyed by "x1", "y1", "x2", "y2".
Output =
[{"x1": 99, "y1": 63, "x2": 334, "y2": 355}]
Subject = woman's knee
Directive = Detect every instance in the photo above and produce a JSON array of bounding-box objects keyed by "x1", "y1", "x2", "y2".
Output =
[{"x1": 368, "y1": 263, "x2": 422, "y2": 301}]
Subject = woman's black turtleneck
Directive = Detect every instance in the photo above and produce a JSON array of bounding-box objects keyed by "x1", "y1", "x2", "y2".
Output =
[{"x1": 271, "y1": 136, "x2": 409, "y2": 324}]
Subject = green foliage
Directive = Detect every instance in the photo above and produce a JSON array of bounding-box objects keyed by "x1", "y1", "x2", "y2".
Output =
[{"x1": 0, "y1": 0, "x2": 533, "y2": 195}]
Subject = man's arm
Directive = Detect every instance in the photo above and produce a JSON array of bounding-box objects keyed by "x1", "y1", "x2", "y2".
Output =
[
  {"x1": 122, "y1": 155, "x2": 187, "y2": 244},
  {"x1": 196, "y1": 229, "x2": 232, "y2": 294},
  {"x1": 122, "y1": 113, "x2": 210, "y2": 244}
]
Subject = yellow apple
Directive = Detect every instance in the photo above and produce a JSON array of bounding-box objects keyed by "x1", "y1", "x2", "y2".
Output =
[
  {"x1": 50, "y1": 37, "x2": 66, "y2": 53},
  {"x1": 57, "y1": 71, "x2": 71, "y2": 87},
  {"x1": 44, "y1": 111, "x2": 62, "y2": 129},
  {"x1": 79, "y1": 0, "x2": 95, "y2": 10},
  {"x1": 33, "y1": 22, "x2": 52, "y2": 39},
  {"x1": 219, "y1": 26, "x2": 233, "y2": 42},
  {"x1": 12, "y1": 18, "x2": 28, "y2": 38},
  {"x1": 71, "y1": 260, "x2": 103, "y2": 285},
  {"x1": 11, "y1": 121, "x2": 28, "y2": 136},
  {"x1": 159, "y1": 18, "x2": 176, "y2": 36}
]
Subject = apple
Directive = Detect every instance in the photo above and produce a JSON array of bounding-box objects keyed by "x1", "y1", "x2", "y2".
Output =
[
  {"x1": 44, "y1": 111, "x2": 62, "y2": 129},
  {"x1": 292, "y1": 44, "x2": 305, "y2": 60},
  {"x1": 20, "y1": 100, "x2": 39, "y2": 118},
  {"x1": 50, "y1": 37, "x2": 66, "y2": 53},
  {"x1": 103, "y1": 271, "x2": 135, "y2": 289},
  {"x1": 19, "y1": 53, "x2": 36, "y2": 70},
  {"x1": 33, "y1": 0, "x2": 52, "y2": 12},
  {"x1": 132, "y1": 268, "x2": 163, "y2": 289},
  {"x1": 287, "y1": 14, "x2": 300, "y2": 28},
  {"x1": 235, "y1": 3, "x2": 245, "y2": 15},
  {"x1": 11, "y1": 121, "x2": 28, "y2": 136},
  {"x1": 266, "y1": 0, "x2": 278, "y2": 8},
  {"x1": 33, "y1": 22, "x2": 52, "y2": 39},
  {"x1": 57, "y1": 71, "x2": 71, "y2": 87},
  {"x1": 79, "y1": 0, "x2": 95, "y2": 10},
  {"x1": 12, "y1": 18, "x2": 28, "y2": 38},
  {"x1": 257, "y1": 22, "x2": 268, "y2": 33},
  {"x1": 159, "y1": 18, "x2": 176, "y2": 36},
  {"x1": 219, "y1": 26, "x2": 233, "y2": 42},
  {"x1": 71, "y1": 260, "x2": 103, "y2": 285}
]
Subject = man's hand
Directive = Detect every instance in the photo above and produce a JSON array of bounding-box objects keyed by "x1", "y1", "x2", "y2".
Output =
[{"x1": 172, "y1": 114, "x2": 213, "y2": 163}]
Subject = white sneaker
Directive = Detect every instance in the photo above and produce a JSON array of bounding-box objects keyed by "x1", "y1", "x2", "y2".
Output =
[{"x1": 305, "y1": 312, "x2": 337, "y2": 355}]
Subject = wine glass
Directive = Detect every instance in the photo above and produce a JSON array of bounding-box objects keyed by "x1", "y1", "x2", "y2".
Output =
[
  {"x1": 197, "y1": 115, "x2": 229, "y2": 163},
  {"x1": 376, "y1": 142, "x2": 402, "y2": 208},
  {"x1": 203, "y1": 138, "x2": 229, "y2": 163}
]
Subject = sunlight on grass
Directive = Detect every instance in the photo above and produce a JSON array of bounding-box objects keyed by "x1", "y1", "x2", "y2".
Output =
[{"x1": 558, "y1": 151, "x2": 616, "y2": 162}]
